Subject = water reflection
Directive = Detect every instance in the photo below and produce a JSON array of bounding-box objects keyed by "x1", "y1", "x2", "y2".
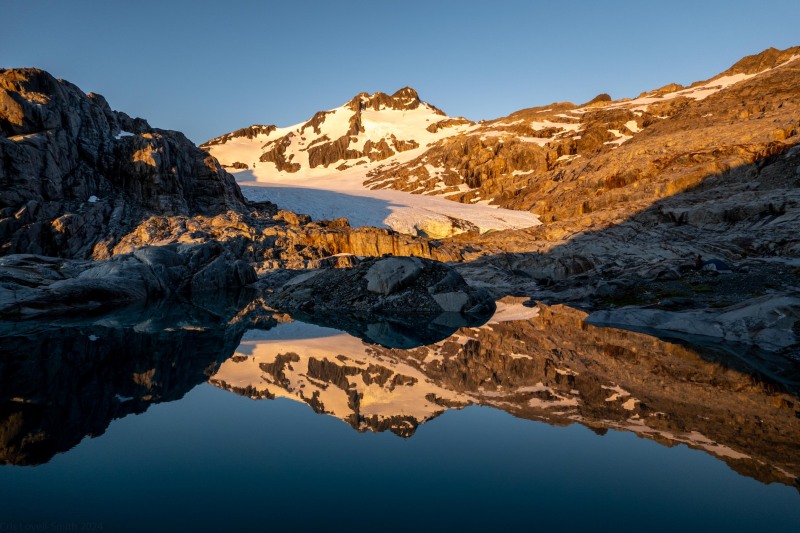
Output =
[
  {"x1": 211, "y1": 299, "x2": 800, "y2": 490},
  {"x1": 0, "y1": 299, "x2": 250, "y2": 465},
  {"x1": 1, "y1": 297, "x2": 798, "y2": 492}
]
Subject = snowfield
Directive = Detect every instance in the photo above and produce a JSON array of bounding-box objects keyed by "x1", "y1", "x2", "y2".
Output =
[
  {"x1": 207, "y1": 93, "x2": 540, "y2": 237},
  {"x1": 238, "y1": 167, "x2": 540, "y2": 238}
]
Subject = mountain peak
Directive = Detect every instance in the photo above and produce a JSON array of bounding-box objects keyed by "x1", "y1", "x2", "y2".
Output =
[
  {"x1": 204, "y1": 85, "x2": 469, "y2": 179},
  {"x1": 391, "y1": 86, "x2": 419, "y2": 100},
  {"x1": 346, "y1": 86, "x2": 431, "y2": 114}
]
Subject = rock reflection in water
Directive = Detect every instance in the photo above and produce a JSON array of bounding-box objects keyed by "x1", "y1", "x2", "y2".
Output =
[
  {"x1": 286, "y1": 307, "x2": 494, "y2": 349},
  {"x1": 1, "y1": 295, "x2": 798, "y2": 492},
  {"x1": 211, "y1": 299, "x2": 800, "y2": 490},
  {"x1": 0, "y1": 298, "x2": 252, "y2": 466}
]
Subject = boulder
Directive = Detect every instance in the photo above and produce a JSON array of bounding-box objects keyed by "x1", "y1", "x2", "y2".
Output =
[
  {"x1": 365, "y1": 256, "x2": 423, "y2": 295},
  {"x1": 268, "y1": 256, "x2": 495, "y2": 317}
]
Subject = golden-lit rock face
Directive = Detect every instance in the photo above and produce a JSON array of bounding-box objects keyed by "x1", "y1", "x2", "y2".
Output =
[
  {"x1": 367, "y1": 47, "x2": 800, "y2": 226},
  {"x1": 210, "y1": 302, "x2": 800, "y2": 489}
]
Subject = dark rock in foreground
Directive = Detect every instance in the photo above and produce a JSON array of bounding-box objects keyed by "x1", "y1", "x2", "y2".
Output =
[
  {"x1": 268, "y1": 256, "x2": 495, "y2": 316},
  {"x1": 0, "y1": 244, "x2": 257, "y2": 318}
]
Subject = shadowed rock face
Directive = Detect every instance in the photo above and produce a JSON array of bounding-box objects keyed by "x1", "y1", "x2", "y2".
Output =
[
  {"x1": 211, "y1": 302, "x2": 800, "y2": 490},
  {"x1": 0, "y1": 245, "x2": 258, "y2": 318},
  {"x1": 0, "y1": 68, "x2": 246, "y2": 259}
]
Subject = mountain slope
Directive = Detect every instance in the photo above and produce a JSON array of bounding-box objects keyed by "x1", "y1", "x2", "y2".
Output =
[
  {"x1": 367, "y1": 46, "x2": 800, "y2": 208},
  {"x1": 203, "y1": 47, "x2": 799, "y2": 245},
  {"x1": 205, "y1": 47, "x2": 800, "y2": 209}
]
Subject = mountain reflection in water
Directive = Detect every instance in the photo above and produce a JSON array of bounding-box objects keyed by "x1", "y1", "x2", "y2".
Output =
[{"x1": 1, "y1": 298, "x2": 798, "y2": 493}]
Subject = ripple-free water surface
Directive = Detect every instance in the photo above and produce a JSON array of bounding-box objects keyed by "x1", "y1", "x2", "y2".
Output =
[{"x1": 1, "y1": 303, "x2": 798, "y2": 532}]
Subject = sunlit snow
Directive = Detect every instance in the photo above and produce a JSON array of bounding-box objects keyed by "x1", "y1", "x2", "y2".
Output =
[{"x1": 208, "y1": 97, "x2": 540, "y2": 237}]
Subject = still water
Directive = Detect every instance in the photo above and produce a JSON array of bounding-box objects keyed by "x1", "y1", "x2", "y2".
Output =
[{"x1": 0, "y1": 300, "x2": 798, "y2": 532}]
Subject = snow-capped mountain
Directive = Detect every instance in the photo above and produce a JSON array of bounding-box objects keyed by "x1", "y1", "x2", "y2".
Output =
[
  {"x1": 202, "y1": 88, "x2": 542, "y2": 238},
  {"x1": 200, "y1": 45, "x2": 800, "y2": 253},
  {"x1": 205, "y1": 46, "x2": 800, "y2": 216},
  {"x1": 201, "y1": 87, "x2": 473, "y2": 179}
]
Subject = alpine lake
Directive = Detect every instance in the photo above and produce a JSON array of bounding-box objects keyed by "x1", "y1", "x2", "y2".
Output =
[{"x1": 1, "y1": 296, "x2": 798, "y2": 532}]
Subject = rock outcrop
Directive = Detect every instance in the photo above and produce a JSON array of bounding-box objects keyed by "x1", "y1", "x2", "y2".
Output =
[
  {"x1": 0, "y1": 68, "x2": 246, "y2": 260},
  {"x1": 267, "y1": 256, "x2": 495, "y2": 317},
  {"x1": 586, "y1": 294, "x2": 800, "y2": 351},
  {"x1": 0, "y1": 243, "x2": 257, "y2": 318}
]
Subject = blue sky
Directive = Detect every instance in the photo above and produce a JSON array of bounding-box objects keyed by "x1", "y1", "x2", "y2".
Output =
[{"x1": 3, "y1": 0, "x2": 799, "y2": 143}]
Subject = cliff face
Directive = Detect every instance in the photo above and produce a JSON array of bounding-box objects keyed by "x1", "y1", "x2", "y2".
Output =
[{"x1": 0, "y1": 68, "x2": 246, "y2": 260}]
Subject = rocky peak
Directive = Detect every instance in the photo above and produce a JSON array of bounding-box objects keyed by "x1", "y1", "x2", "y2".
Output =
[
  {"x1": 392, "y1": 86, "x2": 420, "y2": 101},
  {"x1": 346, "y1": 86, "x2": 437, "y2": 113},
  {"x1": 206, "y1": 86, "x2": 468, "y2": 179},
  {"x1": 0, "y1": 68, "x2": 118, "y2": 138},
  {"x1": 722, "y1": 45, "x2": 800, "y2": 76},
  {"x1": 0, "y1": 67, "x2": 246, "y2": 259},
  {"x1": 581, "y1": 93, "x2": 612, "y2": 107}
]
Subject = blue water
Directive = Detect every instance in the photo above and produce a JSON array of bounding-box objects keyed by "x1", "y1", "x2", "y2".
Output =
[{"x1": 1, "y1": 383, "x2": 798, "y2": 532}]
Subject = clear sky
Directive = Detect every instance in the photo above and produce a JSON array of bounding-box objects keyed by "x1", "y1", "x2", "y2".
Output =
[{"x1": 2, "y1": 0, "x2": 799, "y2": 144}]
